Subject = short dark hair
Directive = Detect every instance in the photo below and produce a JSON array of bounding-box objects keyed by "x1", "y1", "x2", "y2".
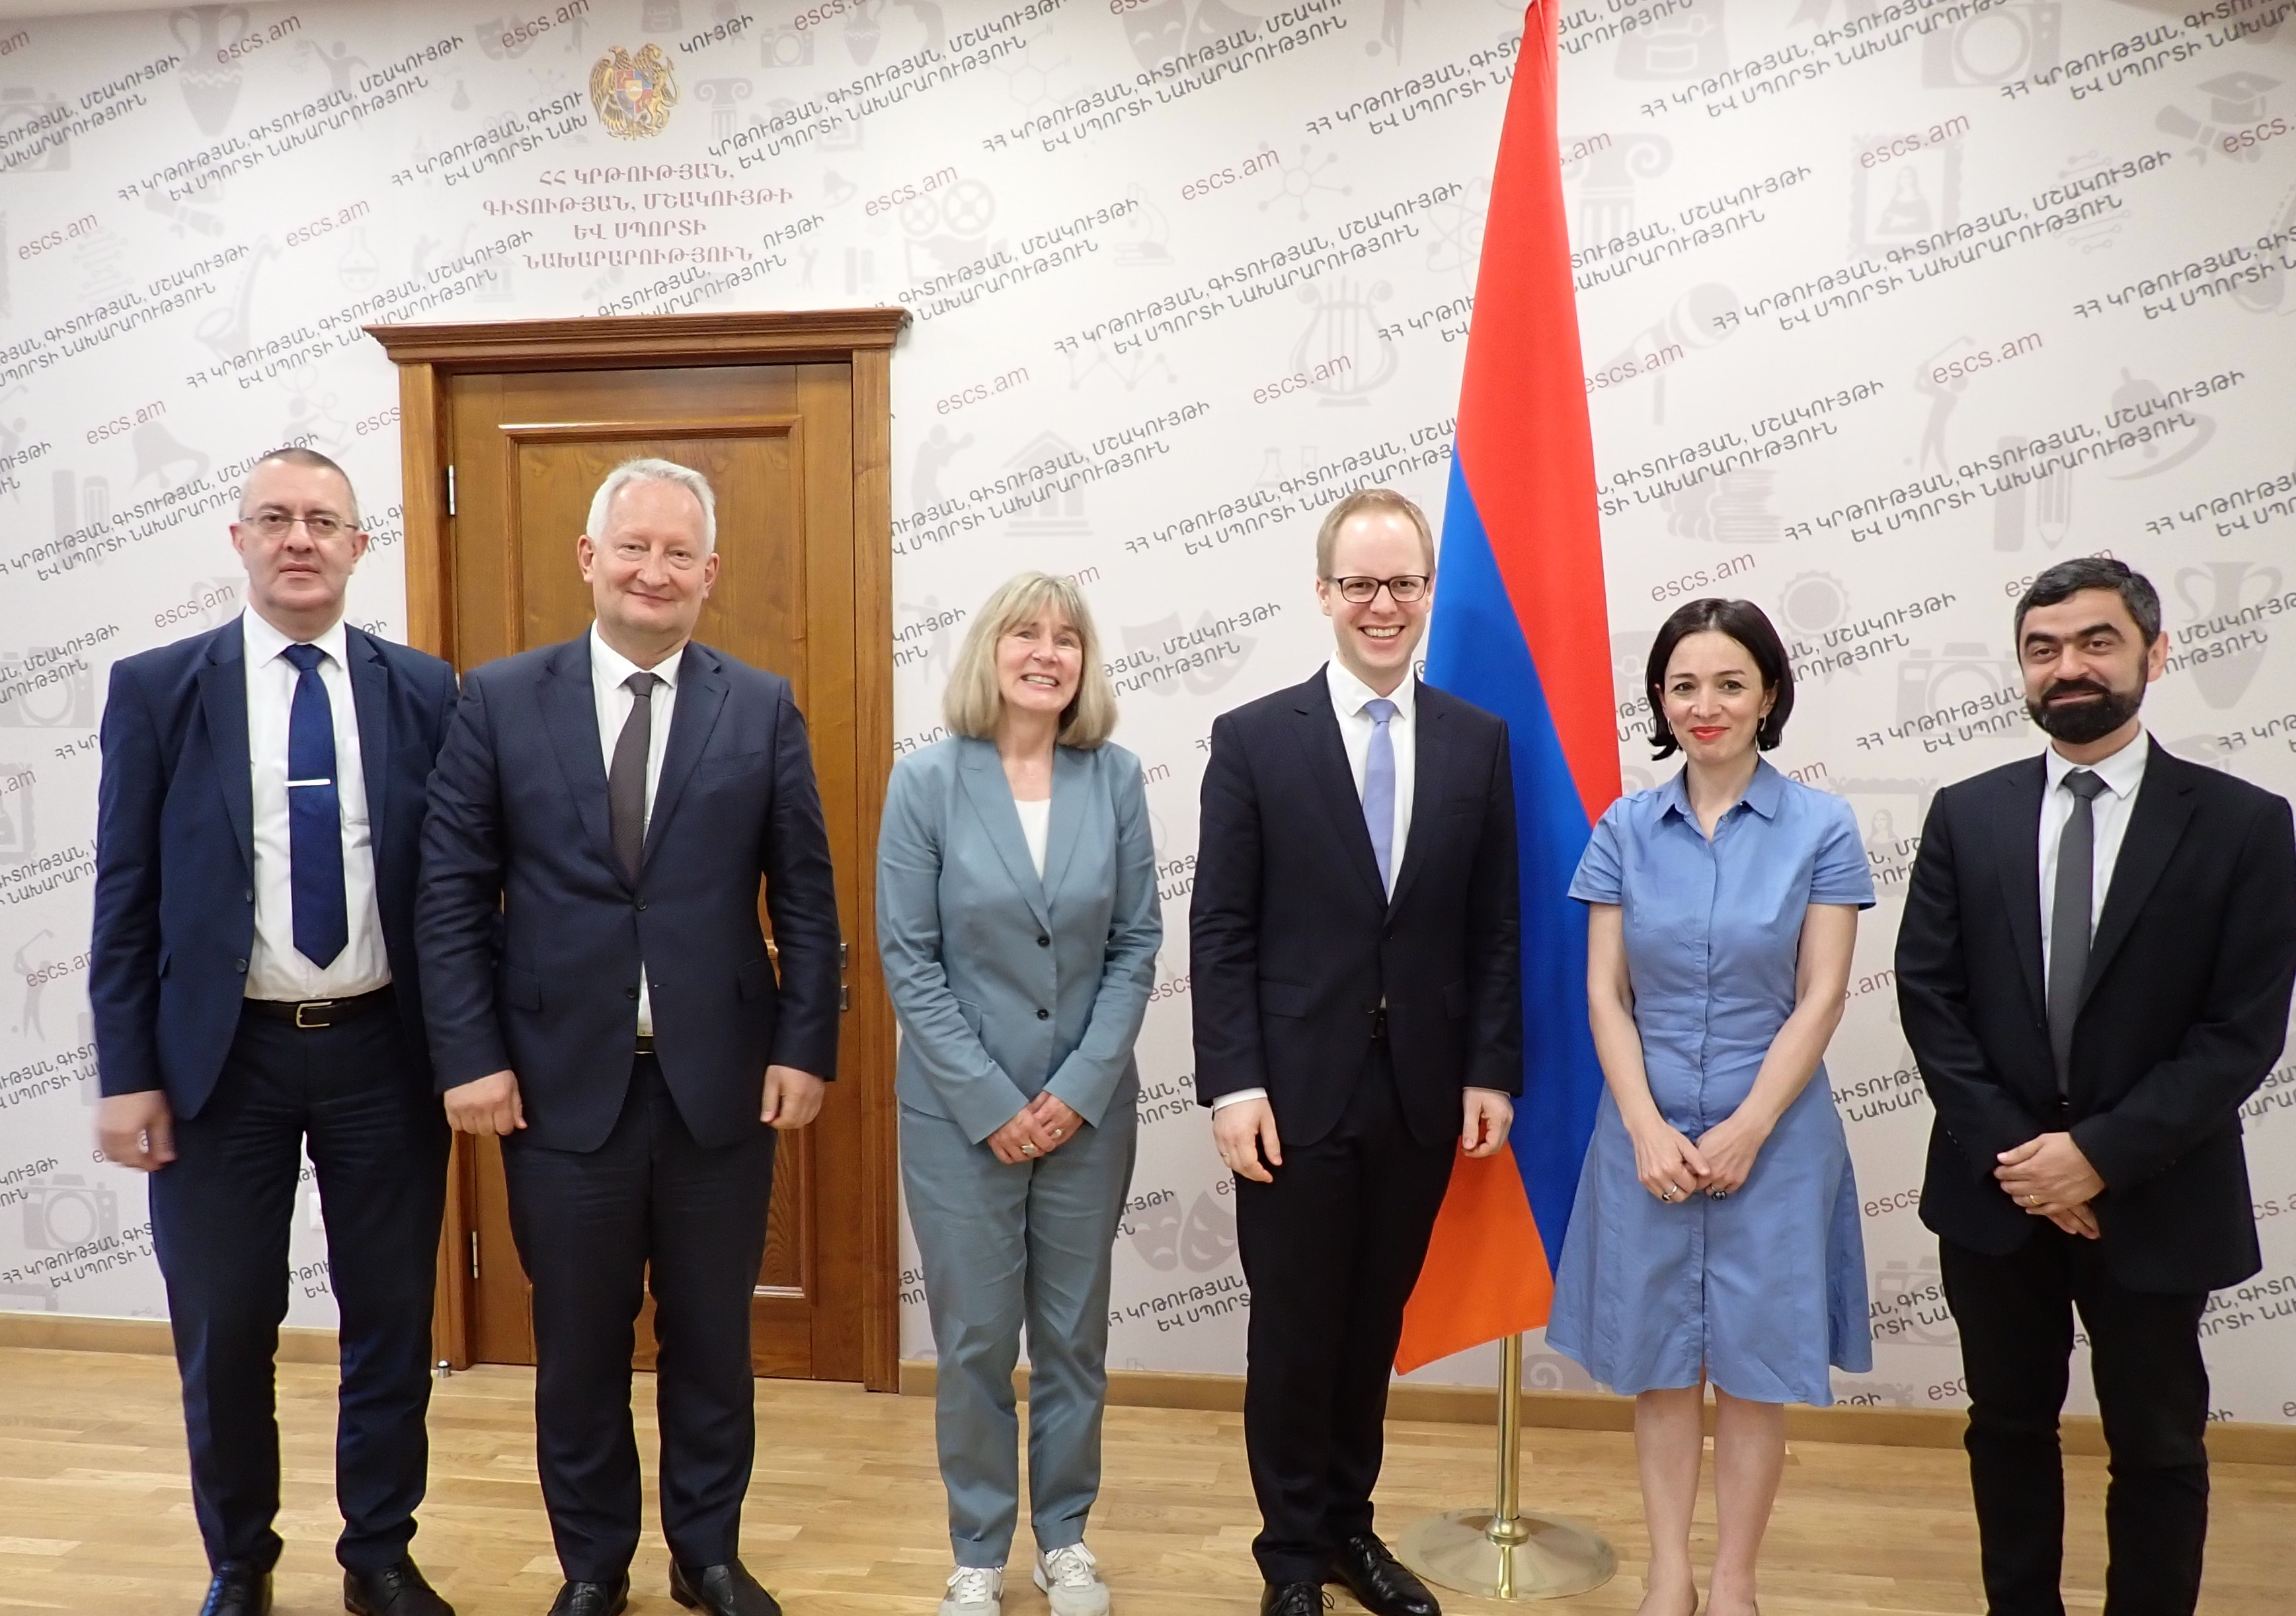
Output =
[
  {"x1": 1645, "y1": 598, "x2": 1794, "y2": 760},
  {"x1": 2014, "y1": 556, "x2": 2160, "y2": 644},
  {"x1": 241, "y1": 445, "x2": 360, "y2": 525}
]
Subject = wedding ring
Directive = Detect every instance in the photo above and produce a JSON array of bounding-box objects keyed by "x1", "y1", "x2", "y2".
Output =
[
  {"x1": 1050, "y1": 1128, "x2": 1064, "y2": 1139},
  {"x1": 1021, "y1": 1143, "x2": 1036, "y2": 1156},
  {"x1": 2026, "y1": 1193, "x2": 2039, "y2": 1206}
]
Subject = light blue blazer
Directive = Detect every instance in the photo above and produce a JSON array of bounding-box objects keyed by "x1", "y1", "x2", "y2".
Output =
[{"x1": 877, "y1": 736, "x2": 1162, "y2": 1143}]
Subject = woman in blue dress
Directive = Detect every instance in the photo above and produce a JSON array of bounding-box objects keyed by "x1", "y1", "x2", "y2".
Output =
[{"x1": 1547, "y1": 598, "x2": 1874, "y2": 1616}]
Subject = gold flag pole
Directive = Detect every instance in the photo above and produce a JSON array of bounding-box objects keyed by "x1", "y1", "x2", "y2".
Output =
[{"x1": 1396, "y1": 1333, "x2": 1616, "y2": 1599}]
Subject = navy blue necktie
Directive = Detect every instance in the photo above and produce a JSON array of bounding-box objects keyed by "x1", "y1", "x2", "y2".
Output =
[{"x1": 282, "y1": 643, "x2": 347, "y2": 968}]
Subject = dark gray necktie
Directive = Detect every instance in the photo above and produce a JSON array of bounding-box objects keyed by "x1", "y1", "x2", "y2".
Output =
[
  {"x1": 2045, "y1": 768, "x2": 2108, "y2": 1094},
  {"x1": 608, "y1": 671, "x2": 660, "y2": 881}
]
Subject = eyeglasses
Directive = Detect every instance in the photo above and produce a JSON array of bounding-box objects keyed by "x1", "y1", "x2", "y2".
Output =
[
  {"x1": 241, "y1": 512, "x2": 352, "y2": 538},
  {"x1": 1326, "y1": 574, "x2": 1430, "y2": 605}
]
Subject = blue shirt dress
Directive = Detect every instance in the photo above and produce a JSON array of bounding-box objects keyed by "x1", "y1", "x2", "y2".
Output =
[{"x1": 1546, "y1": 761, "x2": 1876, "y2": 1406}]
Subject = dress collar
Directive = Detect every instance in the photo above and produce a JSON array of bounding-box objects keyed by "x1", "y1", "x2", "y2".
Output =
[{"x1": 1659, "y1": 756, "x2": 1784, "y2": 823}]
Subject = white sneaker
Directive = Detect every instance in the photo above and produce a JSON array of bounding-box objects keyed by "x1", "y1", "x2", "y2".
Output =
[
  {"x1": 1034, "y1": 1543, "x2": 1111, "y2": 1616},
  {"x1": 939, "y1": 1564, "x2": 1003, "y2": 1616}
]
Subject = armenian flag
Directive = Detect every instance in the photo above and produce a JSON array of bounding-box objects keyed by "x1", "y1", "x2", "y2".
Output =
[{"x1": 1398, "y1": 0, "x2": 1619, "y2": 1374}]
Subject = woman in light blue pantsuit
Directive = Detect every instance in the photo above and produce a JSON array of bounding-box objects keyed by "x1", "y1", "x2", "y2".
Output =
[{"x1": 878, "y1": 573, "x2": 1160, "y2": 1616}]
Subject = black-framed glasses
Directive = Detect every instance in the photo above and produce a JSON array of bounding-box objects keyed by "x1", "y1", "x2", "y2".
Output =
[
  {"x1": 1326, "y1": 574, "x2": 1430, "y2": 605},
  {"x1": 241, "y1": 511, "x2": 352, "y2": 538}
]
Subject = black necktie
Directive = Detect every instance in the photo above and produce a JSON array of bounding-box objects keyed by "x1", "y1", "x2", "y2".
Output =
[
  {"x1": 2045, "y1": 768, "x2": 2108, "y2": 1095},
  {"x1": 608, "y1": 671, "x2": 660, "y2": 882}
]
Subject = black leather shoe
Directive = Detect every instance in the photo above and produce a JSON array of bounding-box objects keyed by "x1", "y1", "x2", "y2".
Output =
[
  {"x1": 543, "y1": 1577, "x2": 629, "y2": 1616},
  {"x1": 670, "y1": 1559, "x2": 782, "y2": 1616},
  {"x1": 198, "y1": 1564, "x2": 272, "y2": 1616},
  {"x1": 1328, "y1": 1535, "x2": 1441, "y2": 1616},
  {"x1": 1259, "y1": 1582, "x2": 1330, "y2": 1616},
  {"x1": 346, "y1": 1558, "x2": 455, "y2": 1616}
]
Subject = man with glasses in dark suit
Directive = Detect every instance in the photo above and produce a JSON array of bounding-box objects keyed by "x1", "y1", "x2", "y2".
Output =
[
  {"x1": 1193, "y1": 488, "x2": 1523, "y2": 1616},
  {"x1": 92, "y1": 448, "x2": 461, "y2": 1616},
  {"x1": 1897, "y1": 556, "x2": 2296, "y2": 1616}
]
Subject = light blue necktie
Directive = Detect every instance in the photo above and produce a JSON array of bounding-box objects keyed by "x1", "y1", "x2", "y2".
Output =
[
  {"x1": 282, "y1": 643, "x2": 347, "y2": 967},
  {"x1": 1363, "y1": 697, "x2": 1397, "y2": 894}
]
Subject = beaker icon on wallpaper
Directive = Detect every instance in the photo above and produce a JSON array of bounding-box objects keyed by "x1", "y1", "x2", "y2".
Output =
[
  {"x1": 2177, "y1": 561, "x2": 2283, "y2": 709},
  {"x1": 171, "y1": 8, "x2": 251, "y2": 136}
]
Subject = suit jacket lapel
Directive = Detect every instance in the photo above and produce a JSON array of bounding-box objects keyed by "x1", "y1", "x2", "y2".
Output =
[
  {"x1": 959, "y1": 738, "x2": 1052, "y2": 932},
  {"x1": 1041, "y1": 745, "x2": 1087, "y2": 908},
  {"x1": 2078, "y1": 743, "x2": 2195, "y2": 1013},
  {"x1": 1992, "y1": 756, "x2": 2047, "y2": 1024},
  {"x1": 643, "y1": 641, "x2": 727, "y2": 867},
  {"x1": 344, "y1": 627, "x2": 391, "y2": 852},
  {"x1": 538, "y1": 638, "x2": 619, "y2": 881},
  {"x1": 198, "y1": 623, "x2": 255, "y2": 879},
  {"x1": 1290, "y1": 673, "x2": 1385, "y2": 904},
  {"x1": 1385, "y1": 682, "x2": 1443, "y2": 914}
]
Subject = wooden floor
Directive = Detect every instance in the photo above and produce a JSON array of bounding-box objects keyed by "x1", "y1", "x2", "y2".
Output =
[{"x1": 1, "y1": 1348, "x2": 2289, "y2": 1614}]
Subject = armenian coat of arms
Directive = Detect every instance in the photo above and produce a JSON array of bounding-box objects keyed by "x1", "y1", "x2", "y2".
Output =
[{"x1": 590, "y1": 44, "x2": 678, "y2": 139}]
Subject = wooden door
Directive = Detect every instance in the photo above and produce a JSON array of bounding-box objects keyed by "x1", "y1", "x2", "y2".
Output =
[{"x1": 367, "y1": 313, "x2": 903, "y2": 1390}]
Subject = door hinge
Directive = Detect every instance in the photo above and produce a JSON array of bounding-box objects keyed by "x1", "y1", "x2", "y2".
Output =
[
  {"x1": 468, "y1": 1229, "x2": 479, "y2": 1279},
  {"x1": 444, "y1": 464, "x2": 457, "y2": 517}
]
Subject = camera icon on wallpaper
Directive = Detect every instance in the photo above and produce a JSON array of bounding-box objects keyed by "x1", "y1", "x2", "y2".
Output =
[
  {"x1": 1896, "y1": 644, "x2": 2022, "y2": 725},
  {"x1": 0, "y1": 657, "x2": 97, "y2": 727},
  {"x1": 1922, "y1": 1, "x2": 2061, "y2": 87},
  {"x1": 0, "y1": 88, "x2": 71, "y2": 172},
  {"x1": 22, "y1": 1174, "x2": 119, "y2": 1251},
  {"x1": 760, "y1": 24, "x2": 814, "y2": 68}
]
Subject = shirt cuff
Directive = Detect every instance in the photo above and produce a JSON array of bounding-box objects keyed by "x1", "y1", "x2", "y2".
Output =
[{"x1": 1210, "y1": 1088, "x2": 1269, "y2": 1110}]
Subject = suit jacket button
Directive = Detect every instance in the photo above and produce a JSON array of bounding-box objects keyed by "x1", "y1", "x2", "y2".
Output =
[
  {"x1": 625, "y1": 987, "x2": 639, "y2": 1000},
  {"x1": 1036, "y1": 1008, "x2": 1049, "y2": 1020},
  {"x1": 243, "y1": 889, "x2": 255, "y2": 903},
  {"x1": 235, "y1": 958, "x2": 248, "y2": 973},
  {"x1": 1037, "y1": 935, "x2": 1050, "y2": 947},
  {"x1": 636, "y1": 899, "x2": 649, "y2": 910}
]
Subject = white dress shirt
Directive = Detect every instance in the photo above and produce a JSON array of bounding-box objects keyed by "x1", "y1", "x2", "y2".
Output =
[
  {"x1": 590, "y1": 625, "x2": 682, "y2": 1036},
  {"x1": 2038, "y1": 729, "x2": 2148, "y2": 981},
  {"x1": 1211, "y1": 663, "x2": 1419, "y2": 1111},
  {"x1": 243, "y1": 610, "x2": 390, "y2": 1000},
  {"x1": 1013, "y1": 795, "x2": 1052, "y2": 879}
]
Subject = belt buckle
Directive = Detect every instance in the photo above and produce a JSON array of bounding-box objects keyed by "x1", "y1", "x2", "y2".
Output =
[{"x1": 294, "y1": 1000, "x2": 335, "y2": 1030}]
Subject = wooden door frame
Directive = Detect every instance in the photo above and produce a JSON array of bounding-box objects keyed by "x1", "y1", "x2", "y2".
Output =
[{"x1": 364, "y1": 309, "x2": 909, "y2": 1393}]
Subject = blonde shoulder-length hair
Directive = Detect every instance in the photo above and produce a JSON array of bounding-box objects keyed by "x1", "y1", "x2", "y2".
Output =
[{"x1": 942, "y1": 571, "x2": 1119, "y2": 748}]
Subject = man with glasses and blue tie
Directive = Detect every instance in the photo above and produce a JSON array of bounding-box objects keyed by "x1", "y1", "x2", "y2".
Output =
[
  {"x1": 91, "y1": 448, "x2": 463, "y2": 1616},
  {"x1": 1192, "y1": 488, "x2": 1523, "y2": 1616}
]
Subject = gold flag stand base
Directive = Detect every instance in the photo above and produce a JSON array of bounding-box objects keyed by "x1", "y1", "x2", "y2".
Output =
[{"x1": 1396, "y1": 1334, "x2": 1618, "y2": 1601}]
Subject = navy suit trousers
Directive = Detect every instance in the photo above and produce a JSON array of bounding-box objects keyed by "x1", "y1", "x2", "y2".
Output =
[
  {"x1": 502, "y1": 1057, "x2": 776, "y2": 1580},
  {"x1": 149, "y1": 999, "x2": 448, "y2": 1573}
]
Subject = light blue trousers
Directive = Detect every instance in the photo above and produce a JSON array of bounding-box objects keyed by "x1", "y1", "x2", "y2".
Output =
[{"x1": 901, "y1": 1097, "x2": 1138, "y2": 1568}]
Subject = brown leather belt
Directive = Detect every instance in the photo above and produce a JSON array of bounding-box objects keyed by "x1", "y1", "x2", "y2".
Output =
[{"x1": 244, "y1": 985, "x2": 395, "y2": 1030}]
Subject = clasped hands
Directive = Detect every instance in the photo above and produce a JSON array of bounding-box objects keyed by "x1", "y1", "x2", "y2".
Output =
[
  {"x1": 1629, "y1": 1108, "x2": 1773, "y2": 1202},
  {"x1": 1995, "y1": 1131, "x2": 2104, "y2": 1238},
  {"x1": 442, "y1": 1063, "x2": 828, "y2": 1136},
  {"x1": 986, "y1": 1090, "x2": 1087, "y2": 1164},
  {"x1": 1212, "y1": 1088, "x2": 1515, "y2": 1184}
]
